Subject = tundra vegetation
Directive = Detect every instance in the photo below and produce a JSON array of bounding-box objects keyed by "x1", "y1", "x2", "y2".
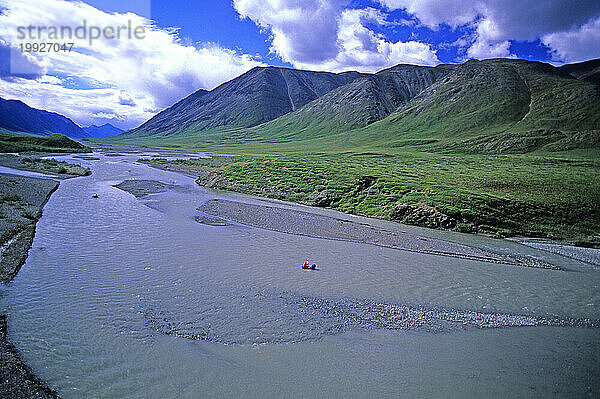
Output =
[
  {"x1": 106, "y1": 58, "x2": 600, "y2": 245},
  {"x1": 20, "y1": 157, "x2": 91, "y2": 176},
  {"x1": 0, "y1": 133, "x2": 90, "y2": 154},
  {"x1": 143, "y1": 151, "x2": 600, "y2": 245}
]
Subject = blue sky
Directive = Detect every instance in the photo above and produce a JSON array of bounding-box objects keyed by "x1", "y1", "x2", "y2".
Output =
[
  {"x1": 150, "y1": 1, "x2": 284, "y2": 64},
  {"x1": 142, "y1": 0, "x2": 558, "y2": 65},
  {"x1": 0, "y1": 0, "x2": 599, "y2": 129},
  {"x1": 144, "y1": 0, "x2": 563, "y2": 65},
  {"x1": 144, "y1": 0, "x2": 474, "y2": 66}
]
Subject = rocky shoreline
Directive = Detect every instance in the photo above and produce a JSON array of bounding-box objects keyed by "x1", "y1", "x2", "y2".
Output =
[{"x1": 0, "y1": 316, "x2": 58, "y2": 398}]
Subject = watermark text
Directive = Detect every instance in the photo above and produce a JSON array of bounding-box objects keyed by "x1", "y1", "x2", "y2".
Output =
[{"x1": 16, "y1": 20, "x2": 146, "y2": 46}]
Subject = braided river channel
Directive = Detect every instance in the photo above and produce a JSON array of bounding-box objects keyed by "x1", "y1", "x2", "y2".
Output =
[{"x1": 1, "y1": 145, "x2": 598, "y2": 398}]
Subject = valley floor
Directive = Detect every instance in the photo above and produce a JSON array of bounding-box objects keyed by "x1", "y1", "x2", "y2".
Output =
[
  {"x1": 0, "y1": 156, "x2": 92, "y2": 398},
  {"x1": 0, "y1": 172, "x2": 59, "y2": 398},
  {"x1": 140, "y1": 150, "x2": 600, "y2": 247}
]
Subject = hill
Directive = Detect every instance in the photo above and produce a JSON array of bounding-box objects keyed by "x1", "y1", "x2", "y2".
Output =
[
  {"x1": 82, "y1": 123, "x2": 124, "y2": 137},
  {"x1": 121, "y1": 66, "x2": 365, "y2": 138},
  {"x1": 253, "y1": 64, "x2": 452, "y2": 142},
  {"x1": 559, "y1": 59, "x2": 600, "y2": 85},
  {"x1": 0, "y1": 98, "x2": 89, "y2": 139},
  {"x1": 0, "y1": 133, "x2": 90, "y2": 153},
  {"x1": 346, "y1": 59, "x2": 600, "y2": 153},
  {"x1": 111, "y1": 58, "x2": 600, "y2": 155}
]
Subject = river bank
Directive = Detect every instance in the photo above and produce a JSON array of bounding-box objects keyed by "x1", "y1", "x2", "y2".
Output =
[
  {"x1": 197, "y1": 198, "x2": 561, "y2": 269},
  {"x1": 0, "y1": 174, "x2": 59, "y2": 282},
  {"x1": 133, "y1": 160, "x2": 599, "y2": 269},
  {"x1": 0, "y1": 172, "x2": 60, "y2": 398},
  {"x1": 136, "y1": 155, "x2": 600, "y2": 258},
  {"x1": 0, "y1": 155, "x2": 91, "y2": 177},
  {"x1": 139, "y1": 152, "x2": 600, "y2": 247},
  {"x1": 0, "y1": 155, "x2": 92, "y2": 398}
]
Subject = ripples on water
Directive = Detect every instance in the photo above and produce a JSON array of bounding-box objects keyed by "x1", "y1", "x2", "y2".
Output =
[
  {"x1": 1, "y1": 147, "x2": 599, "y2": 398},
  {"x1": 141, "y1": 287, "x2": 598, "y2": 345}
]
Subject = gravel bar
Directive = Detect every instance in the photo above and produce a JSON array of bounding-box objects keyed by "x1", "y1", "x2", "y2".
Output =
[{"x1": 198, "y1": 198, "x2": 560, "y2": 269}]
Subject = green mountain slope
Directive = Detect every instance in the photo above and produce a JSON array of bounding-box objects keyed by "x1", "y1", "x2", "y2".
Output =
[
  {"x1": 111, "y1": 58, "x2": 600, "y2": 154},
  {"x1": 253, "y1": 64, "x2": 451, "y2": 141},
  {"x1": 123, "y1": 66, "x2": 364, "y2": 138},
  {"x1": 317, "y1": 59, "x2": 600, "y2": 152}
]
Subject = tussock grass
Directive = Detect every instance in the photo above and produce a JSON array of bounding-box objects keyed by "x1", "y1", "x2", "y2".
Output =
[{"x1": 147, "y1": 151, "x2": 600, "y2": 243}]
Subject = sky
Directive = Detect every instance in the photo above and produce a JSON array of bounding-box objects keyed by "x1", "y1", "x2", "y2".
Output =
[{"x1": 0, "y1": 0, "x2": 599, "y2": 130}]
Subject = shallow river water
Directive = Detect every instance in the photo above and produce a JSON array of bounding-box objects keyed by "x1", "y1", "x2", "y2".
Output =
[{"x1": 1, "y1": 147, "x2": 599, "y2": 398}]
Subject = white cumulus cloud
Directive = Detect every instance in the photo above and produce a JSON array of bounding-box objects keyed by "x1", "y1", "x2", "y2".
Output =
[
  {"x1": 0, "y1": 0, "x2": 264, "y2": 129},
  {"x1": 233, "y1": 0, "x2": 438, "y2": 73},
  {"x1": 379, "y1": 0, "x2": 600, "y2": 62},
  {"x1": 542, "y1": 16, "x2": 600, "y2": 63}
]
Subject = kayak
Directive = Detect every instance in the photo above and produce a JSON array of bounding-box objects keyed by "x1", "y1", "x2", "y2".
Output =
[{"x1": 301, "y1": 264, "x2": 318, "y2": 270}]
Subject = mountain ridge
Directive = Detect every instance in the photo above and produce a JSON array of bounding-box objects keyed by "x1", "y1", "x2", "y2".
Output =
[
  {"x1": 115, "y1": 58, "x2": 600, "y2": 154},
  {"x1": 125, "y1": 66, "x2": 366, "y2": 138},
  {"x1": 82, "y1": 123, "x2": 124, "y2": 137},
  {"x1": 0, "y1": 97, "x2": 89, "y2": 139}
]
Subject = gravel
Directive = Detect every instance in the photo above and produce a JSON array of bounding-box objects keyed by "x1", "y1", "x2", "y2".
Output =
[
  {"x1": 0, "y1": 173, "x2": 60, "y2": 397},
  {"x1": 114, "y1": 179, "x2": 167, "y2": 198},
  {"x1": 198, "y1": 199, "x2": 560, "y2": 269}
]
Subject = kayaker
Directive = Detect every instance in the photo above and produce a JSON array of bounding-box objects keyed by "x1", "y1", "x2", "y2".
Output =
[{"x1": 302, "y1": 261, "x2": 310, "y2": 269}]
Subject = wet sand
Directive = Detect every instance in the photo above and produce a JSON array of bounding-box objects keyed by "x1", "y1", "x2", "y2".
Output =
[{"x1": 198, "y1": 198, "x2": 560, "y2": 269}]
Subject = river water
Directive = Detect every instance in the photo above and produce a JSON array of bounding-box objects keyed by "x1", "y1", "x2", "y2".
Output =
[{"x1": 0, "y1": 147, "x2": 598, "y2": 398}]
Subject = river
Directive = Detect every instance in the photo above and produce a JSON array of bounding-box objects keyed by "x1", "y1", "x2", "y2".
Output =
[{"x1": 0, "y1": 146, "x2": 598, "y2": 398}]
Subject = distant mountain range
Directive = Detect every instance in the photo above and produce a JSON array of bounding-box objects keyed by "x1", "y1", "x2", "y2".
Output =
[
  {"x1": 121, "y1": 58, "x2": 600, "y2": 153},
  {"x1": 0, "y1": 97, "x2": 89, "y2": 139},
  {"x1": 3, "y1": 58, "x2": 598, "y2": 153},
  {"x1": 82, "y1": 123, "x2": 124, "y2": 137}
]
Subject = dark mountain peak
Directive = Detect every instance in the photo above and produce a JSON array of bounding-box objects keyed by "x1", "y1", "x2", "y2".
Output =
[
  {"x1": 125, "y1": 65, "x2": 366, "y2": 137},
  {"x1": 82, "y1": 123, "x2": 124, "y2": 137},
  {"x1": 0, "y1": 97, "x2": 88, "y2": 139}
]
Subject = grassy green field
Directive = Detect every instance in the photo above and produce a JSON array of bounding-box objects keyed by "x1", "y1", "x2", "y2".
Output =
[
  {"x1": 0, "y1": 133, "x2": 90, "y2": 154},
  {"x1": 19, "y1": 157, "x2": 91, "y2": 176},
  {"x1": 142, "y1": 149, "x2": 600, "y2": 245}
]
